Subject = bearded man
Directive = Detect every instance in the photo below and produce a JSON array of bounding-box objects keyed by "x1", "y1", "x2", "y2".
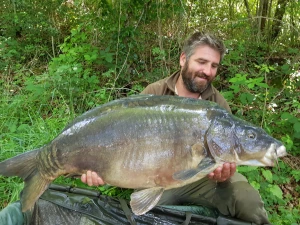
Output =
[{"x1": 82, "y1": 32, "x2": 271, "y2": 225}]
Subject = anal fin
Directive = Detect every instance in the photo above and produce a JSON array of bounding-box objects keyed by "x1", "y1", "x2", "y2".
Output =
[
  {"x1": 21, "y1": 172, "x2": 52, "y2": 212},
  {"x1": 130, "y1": 187, "x2": 164, "y2": 215}
]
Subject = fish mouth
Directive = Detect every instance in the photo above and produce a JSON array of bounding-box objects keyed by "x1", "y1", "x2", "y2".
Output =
[
  {"x1": 260, "y1": 144, "x2": 287, "y2": 166},
  {"x1": 239, "y1": 144, "x2": 287, "y2": 167}
]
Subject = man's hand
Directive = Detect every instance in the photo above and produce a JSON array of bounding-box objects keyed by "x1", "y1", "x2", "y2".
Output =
[
  {"x1": 81, "y1": 170, "x2": 104, "y2": 186},
  {"x1": 207, "y1": 163, "x2": 236, "y2": 182}
]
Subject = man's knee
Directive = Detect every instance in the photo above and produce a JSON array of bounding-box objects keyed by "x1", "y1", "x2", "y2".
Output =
[
  {"x1": 233, "y1": 181, "x2": 265, "y2": 211},
  {"x1": 215, "y1": 181, "x2": 270, "y2": 224},
  {"x1": 0, "y1": 202, "x2": 24, "y2": 225}
]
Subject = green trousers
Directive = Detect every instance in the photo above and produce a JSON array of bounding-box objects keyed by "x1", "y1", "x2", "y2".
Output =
[
  {"x1": 157, "y1": 172, "x2": 271, "y2": 225},
  {"x1": 0, "y1": 202, "x2": 24, "y2": 225}
]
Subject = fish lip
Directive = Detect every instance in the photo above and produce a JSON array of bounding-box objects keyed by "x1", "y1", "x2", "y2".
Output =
[
  {"x1": 276, "y1": 145, "x2": 287, "y2": 157},
  {"x1": 260, "y1": 144, "x2": 287, "y2": 166}
]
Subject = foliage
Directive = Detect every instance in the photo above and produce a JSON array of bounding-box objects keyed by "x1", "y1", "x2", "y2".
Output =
[
  {"x1": 238, "y1": 162, "x2": 300, "y2": 225},
  {"x1": 221, "y1": 39, "x2": 300, "y2": 225},
  {"x1": 0, "y1": 0, "x2": 299, "y2": 224}
]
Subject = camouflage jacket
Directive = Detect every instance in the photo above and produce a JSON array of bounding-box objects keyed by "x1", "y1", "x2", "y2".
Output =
[{"x1": 141, "y1": 71, "x2": 231, "y2": 113}]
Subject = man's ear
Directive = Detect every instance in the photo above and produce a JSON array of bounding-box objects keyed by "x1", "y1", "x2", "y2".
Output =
[{"x1": 180, "y1": 52, "x2": 186, "y2": 67}]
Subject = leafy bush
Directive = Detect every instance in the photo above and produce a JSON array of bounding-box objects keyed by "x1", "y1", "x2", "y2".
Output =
[{"x1": 219, "y1": 40, "x2": 300, "y2": 225}]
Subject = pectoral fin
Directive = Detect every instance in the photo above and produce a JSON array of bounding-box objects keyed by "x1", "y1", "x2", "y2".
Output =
[
  {"x1": 172, "y1": 169, "x2": 200, "y2": 180},
  {"x1": 130, "y1": 187, "x2": 164, "y2": 215},
  {"x1": 173, "y1": 157, "x2": 216, "y2": 180},
  {"x1": 196, "y1": 157, "x2": 216, "y2": 172}
]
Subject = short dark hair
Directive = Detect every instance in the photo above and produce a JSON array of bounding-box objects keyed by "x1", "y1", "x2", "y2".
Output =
[{"x1": 182, "y1": 32, "x2": 226, "y2": 62}]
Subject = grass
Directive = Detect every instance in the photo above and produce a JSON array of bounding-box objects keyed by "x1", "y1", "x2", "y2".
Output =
[
  {"x1": 0, "y1": 91, "x2": 69, "y2": 208},
  {"x1": 0, "y1": 91, "x2": 133, "y2": 209}
]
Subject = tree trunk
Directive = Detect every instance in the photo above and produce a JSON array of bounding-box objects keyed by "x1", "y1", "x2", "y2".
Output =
[
  {"x1": 257, "y1": 0, "x2": 264, "y2": 36},
  {"x1": 270, "y1": 0, "x2": 290, "y2": 40},
  {"x1": 228, "y1": 0, "x2": 234, "y2": 20},
  {"x1": 261, "y1": 0, "x2": 269, "y2": 32},
  {"x1": 243, "y1": 0, "x2": 252, "y2": 19},
  {"x1": 267, "y1": 0, "x2": 273, "y2": 32}
]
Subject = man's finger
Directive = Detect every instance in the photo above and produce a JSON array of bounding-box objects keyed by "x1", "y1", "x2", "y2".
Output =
[
  {"x1": 86, "y1": 170, "x2": 93, "y2": 186},
  {"x1": 81, "y1": 174, "x2": 87, "y2": 183},
  {"x1": 230, "y1": 163, "x2": 236, "y2": 176},
  {"x1": 213, "y1": 167, "x2": 222, "y2": 181},
  {"x1": 208, "y1": 172, "x2": 215, "y2": 179},
  {"x1": 91, "y1": 171, "x2": 100, "y2": 186},
  {"x1": 221, "y1": 163, "x2": 230, "y2": 179}
]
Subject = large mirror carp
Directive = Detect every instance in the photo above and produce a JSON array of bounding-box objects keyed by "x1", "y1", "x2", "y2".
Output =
[{"x1": 0, "y1": 95, "x2": 287, "y2": 215}]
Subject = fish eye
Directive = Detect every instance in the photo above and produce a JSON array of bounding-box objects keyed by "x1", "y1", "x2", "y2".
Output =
[{"x1": 247, "y1": 131, "x2": 256, "y2": 139}]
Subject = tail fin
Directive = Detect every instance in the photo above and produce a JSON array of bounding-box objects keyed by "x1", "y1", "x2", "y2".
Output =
[
  {"x1": 0, "y1": 149, "x2": 39, "y2": 178},
  {"x1": 0, "y1": 149, "x2": 52, "y2": 212}
]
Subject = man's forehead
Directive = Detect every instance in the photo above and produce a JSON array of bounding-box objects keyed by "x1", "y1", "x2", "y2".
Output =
[{"x1": 190, "y1": 45, "x2": 221, "y2": 63}]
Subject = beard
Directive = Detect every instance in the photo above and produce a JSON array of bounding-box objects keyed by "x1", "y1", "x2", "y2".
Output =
[{"x1": 181, "y1": 61, "x2": 214, "y2": 94}]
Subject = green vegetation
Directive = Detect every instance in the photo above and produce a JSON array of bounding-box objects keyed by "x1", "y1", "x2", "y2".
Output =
[{"x1": 0, "y1": 0, "x2": 299, "y2": 224}]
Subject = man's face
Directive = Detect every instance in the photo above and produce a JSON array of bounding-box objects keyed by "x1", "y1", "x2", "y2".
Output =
[{"x1": 180, "y1": 45, "x2": 221, "y2": 93}]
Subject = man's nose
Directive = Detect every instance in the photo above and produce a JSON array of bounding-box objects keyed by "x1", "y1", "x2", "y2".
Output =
[{"x1": 201, "y1": 64, "x2": 213, "y2": 76}]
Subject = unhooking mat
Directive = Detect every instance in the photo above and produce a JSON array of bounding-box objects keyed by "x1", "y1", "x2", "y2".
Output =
[{"x1": 1, "y1": 184, "x2": 259, "y2": 225}]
